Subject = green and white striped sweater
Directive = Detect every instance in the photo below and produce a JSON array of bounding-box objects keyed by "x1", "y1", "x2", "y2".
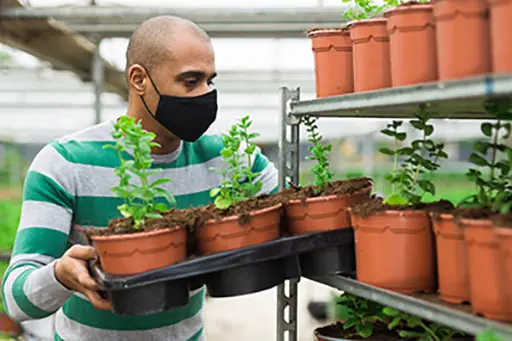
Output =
[{"x1": 1, "y1": 119, "x2": 278, "y2": 341}]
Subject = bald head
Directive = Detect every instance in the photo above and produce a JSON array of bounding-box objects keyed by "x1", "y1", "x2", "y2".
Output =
[{"x1": 125, "y1": 15, "x2": 210, "y2": 73}]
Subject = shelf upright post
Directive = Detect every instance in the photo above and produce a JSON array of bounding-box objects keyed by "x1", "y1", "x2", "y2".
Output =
[
  {"x1": 277, "y1": 87, "x2": 301, "y2": 341},
  {"x1": 92, "y1": 40, "x2": 104, "y2": 125}
]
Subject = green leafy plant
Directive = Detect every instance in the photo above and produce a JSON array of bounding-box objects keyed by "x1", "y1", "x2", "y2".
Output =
[
  {"x1": 341, "y1": 0, "x2": 387, "y2": 20},
  {"x1": 301, "y1": 115, "x2": 334, "y2": 192},
  {"x1": 210, "y1": 115, "x2": 263, "y2": 210},
  {"x1": 383, "y1": 307, "x2": 464, "y2": 341},
  {"x1": 461, "y1": 102, "x2": 512, "y2": 214},
  {"x1": 105, "y1": 116, "x2": 176, "y2": 229},
  {"x1": 335, "y1": 293, "x2": 387, "y2": 338},
  {"x1": 379, "y1": 110, "x2": 448, "y2": 205}
]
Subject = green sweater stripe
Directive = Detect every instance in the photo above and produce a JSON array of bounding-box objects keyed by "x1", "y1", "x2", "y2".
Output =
[
  {"x1": 11, "y1": 228, "x2": 69, "y2": 259},
  {"x1": 62, "y1": 288, "x2": 205, "y2": 331},
  {"x1": 12, "y1": 268, "x2": 54, "y2": 318},
  {"x1": 23, "y1": 171, "x2": 74, "y2": 210},
  {"x1": 54, "y1": 134, "x2": 226, "y2": 169},
  {"x1": 189, "y1": 327, "x2": 204, "y2": 341}
]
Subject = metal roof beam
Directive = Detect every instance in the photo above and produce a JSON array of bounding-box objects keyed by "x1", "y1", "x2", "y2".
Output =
[{"x1": 0, "y1": 6, "x2": 348, "y2": 38}]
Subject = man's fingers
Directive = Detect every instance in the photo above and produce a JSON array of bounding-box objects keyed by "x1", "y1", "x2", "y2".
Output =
[
  {"x1": 67, "y1": 245, "x2": 97, "y2": 260},
  {"x1": 77, "y1": 271, "x2": 99, "y2": 291},
  {"x1": 84, "y1": 290, "x2": 111, "y2": 311}
]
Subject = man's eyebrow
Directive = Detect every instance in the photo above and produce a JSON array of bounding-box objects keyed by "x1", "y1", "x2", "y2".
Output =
[{"x1": 176, "y1": 71, "x2": 217, "y2": 80}]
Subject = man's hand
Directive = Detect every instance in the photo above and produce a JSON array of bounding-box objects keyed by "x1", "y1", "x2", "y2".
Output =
[{"x1": 54, "y1": 245, "x2": 111, "y2": 311}]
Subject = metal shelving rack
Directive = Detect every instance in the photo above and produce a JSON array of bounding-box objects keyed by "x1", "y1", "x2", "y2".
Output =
[{"x1": 276, "y1": 73, "x2": 512, "y2": 341}]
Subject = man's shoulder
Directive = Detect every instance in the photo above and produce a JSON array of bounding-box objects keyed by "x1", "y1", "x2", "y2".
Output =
[{"x1": 40, "y1": 121, "x2": 114, "y2": 166}]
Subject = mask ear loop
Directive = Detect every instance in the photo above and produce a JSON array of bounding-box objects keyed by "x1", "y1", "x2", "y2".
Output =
[{"x1": 139, "y1": 64, "x2": 161, "y2": 117}]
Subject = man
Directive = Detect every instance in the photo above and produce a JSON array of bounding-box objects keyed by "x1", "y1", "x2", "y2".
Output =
[{"x1": 1, "y1": 16, "x2": 278, "y2": 340}]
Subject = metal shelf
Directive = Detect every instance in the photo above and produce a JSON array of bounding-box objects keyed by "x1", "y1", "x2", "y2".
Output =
[
  {"x1": 309, "y1": 275, "x2": 512, "y2": 339},
  {"x1": 290, "y1": 73, "x2": 512, "y2": 119}
]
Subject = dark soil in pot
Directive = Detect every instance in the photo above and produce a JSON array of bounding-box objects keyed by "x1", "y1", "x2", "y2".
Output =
[
  {"x1": 491, "y1": 213, "x2": 512, "y2": 228},
  {"x1": 350, "y1": 197, "x2": 454, "y2": 218},
  {"x1": 86, "y1": 193, "x2": 285, "y2": 237},
  {"x1": 283, "y1": 177, "x2": 373, "y2": 203}
]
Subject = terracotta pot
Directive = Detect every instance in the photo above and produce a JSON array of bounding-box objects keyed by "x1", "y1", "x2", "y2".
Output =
[
  {"x1": 195, "y1": 204, "x2": 282, "y2": 256},
  {"x1": 351, "y1": 210, "x2": 436, "y2": 294},
  {"x1": 489, "y1": 0, "x2": 512, "y2": 73},
  {"x1": 91, "y1": 226, "x2": 187, "y2": 275},
  {"x1": 308, "y1": 28, "x2": 354, "y2": 98},
  {"x1": 431, "y1": 213, "x2": 470, "y2": 304},
  {"x1": 495, "y1": 226, "x2": 512, "y2": 315},
  {"x1": 0, "y1": 312, "x2": 21, "y2": 336},
  {"x1": 433, "y1": 0, "x2": 491, "y2": 80},
  {"x1": 384, "y1": 3, "x2": 438, "y2": 87},
  {"x1": 461, "y1": 219, "x2": 512, "y2": 321},
  {"x1": 285, "y1": 187, "x2": 372, "y2": 235},
  {"x1": 348, "y1": 18, "x2": 391, "y2": 92}
]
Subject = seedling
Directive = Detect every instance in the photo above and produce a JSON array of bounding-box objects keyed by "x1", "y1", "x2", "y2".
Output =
[
  {"x1": 210, "y1": 115, "x2": 263, "y2": 210},
  {"x1": 105, "y1": 116, "x2": 176, "y2": 229},
  {"x1": 335, "y1": 293, "x2": 388, "y2": 338},
  {"x1": 341, "y1": 0, "x2": 386, "y2": 20},
  {"x1": 302, "y1": 115, "x2": 334, "y2": 192},
  {"x1": 383, "y1": 307, "x2": 464, "y2": 341},
  {"x1": 380, "y1": 110, "x2": 448, "y2": 205},
  {"x1": 461, "y1": 102, "x2": 512, "y2": 214}
]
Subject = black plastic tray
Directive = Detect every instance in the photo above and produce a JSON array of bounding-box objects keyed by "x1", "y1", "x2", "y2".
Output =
[{"x1": 89, "y1": 228, "x2": 355, "y2": 316}]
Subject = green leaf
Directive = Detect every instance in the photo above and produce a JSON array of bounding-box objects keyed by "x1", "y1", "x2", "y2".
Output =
[
  {"x1": 469, "y1": 153, "x2": 489, "y2": 166},
  {"x1": 343, "y1": 318, "x2": 360, "y2": 330},
  {"x1": 481, "y1": 123, "x2": 493, "y2": 137},
  {"x1": 383, "y1": 193, "x2": 409, "y2": 205},
  {"x1": 379, "y1": 148, "x2": 395, "y2": 156},
  {"x1": 418, "y1": 180, "x2": 435, "y2": 195},
  {"x1": 154, "y1": 203, "x2": 169, "y2": 212},
  {"x1": 382, "y1": 307, "x2": 400, "y2": 317},
  {"x1": 210, "y1": 187, "x2": 221, "y2": 198},
  {"x1": 396, "y1": 132, "x2": 407, "y2": 141},
  {"x1": 150, "y1": 178, "x2": 171, "y2": 188},
  {"x1": 214, "y1": 196, "x2": 232, "y2": 210},
  {"x1": 145, "y1": 212, "x2": 163, "y2": 219},
  {"x1": 473, "y1": 141, "x2": 490, "y2": 155},
  {"x1": 425, "y1": 124, "x2": 434, "y2": 136},
  {"x1": 388, "y1": 316, "x2": 401, "y2": 330},
  {"x1": 356, "y1": 323, "x2": 374, "y2": 338}
]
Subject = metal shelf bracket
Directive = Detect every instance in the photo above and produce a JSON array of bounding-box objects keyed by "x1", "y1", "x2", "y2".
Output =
[{"x1": 277, "y1": 87, "x2": 301, "y2": 341}]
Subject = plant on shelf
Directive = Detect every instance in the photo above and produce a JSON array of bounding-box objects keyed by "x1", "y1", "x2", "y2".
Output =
[
  {"x1": 195, "y1": 114, "x2": 282, "y2": 256},
  {"x1": 382, "y1": 307, "x2": 465, "y2": 341},
  {"x1": 302, "y1": 115, "x2": 334, "y2": 193},
  {"x1": 349, "y1": 109, "x2": 449, "y2": 294},
  {"x1": 319, "y1": 294, "x2": 464, "y2": 340},
  {"x1": 379, "y1": 111, "x2": 448, "y2": 206},
  {"x1": 283, "y1": 115, "x2": 373, "y2": 236},
  {"x1": 455, "y1": 102, "x2": 512, "y2": 323},
  {"x1": 334, "y1": 293, "x2": 387, "y2": 338},
  {"x1": 341, "y1": 0, "x2": 386, "y2": 20},
  {"x1": 209, "y1": 114, "x2": 263, "y2": 210},
  {"x1": 460, "y1": 102, "x2": 512, "y2": 214}
]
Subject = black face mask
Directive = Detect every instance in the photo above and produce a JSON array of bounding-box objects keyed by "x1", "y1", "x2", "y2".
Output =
[{"x1": 140, "y1": 69, "x2": 218, "y2": 142}]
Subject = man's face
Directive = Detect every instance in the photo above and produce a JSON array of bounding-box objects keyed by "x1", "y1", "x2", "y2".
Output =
[
  {"x1": 148, "y1": 35, "x2": 217, "y2": 97},
  {"x1": 129, "y1": 33, "x2": 217, "y2": 105}
]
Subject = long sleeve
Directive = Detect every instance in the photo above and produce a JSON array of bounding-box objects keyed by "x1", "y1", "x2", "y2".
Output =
[{"x1": 1, "y1": 143, "x2": 75, "y2": 322}]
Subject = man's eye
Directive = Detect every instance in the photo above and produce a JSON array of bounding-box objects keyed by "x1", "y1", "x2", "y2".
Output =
[{"x1": 184, "y1": 79, "x2": 198, "y2": 87}]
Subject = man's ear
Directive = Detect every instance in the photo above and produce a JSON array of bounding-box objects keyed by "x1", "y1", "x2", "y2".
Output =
[{"x1": 128, "y1": 64, "x2": 147, "y2": 96}]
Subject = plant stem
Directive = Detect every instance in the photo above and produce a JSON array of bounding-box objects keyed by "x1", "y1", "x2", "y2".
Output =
[
  {"x1": 412, "y1": 129, "x2": 427, "y2": 190},
  {"x1": 490, "y1": 121, "x2": 501, "y2": 183},
  {"x1": 419, "y1": 322, "x2": 440, "y2": 341},
  {"x1": 392, "y1": 137, "x2": 398, "y2": 194}
]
